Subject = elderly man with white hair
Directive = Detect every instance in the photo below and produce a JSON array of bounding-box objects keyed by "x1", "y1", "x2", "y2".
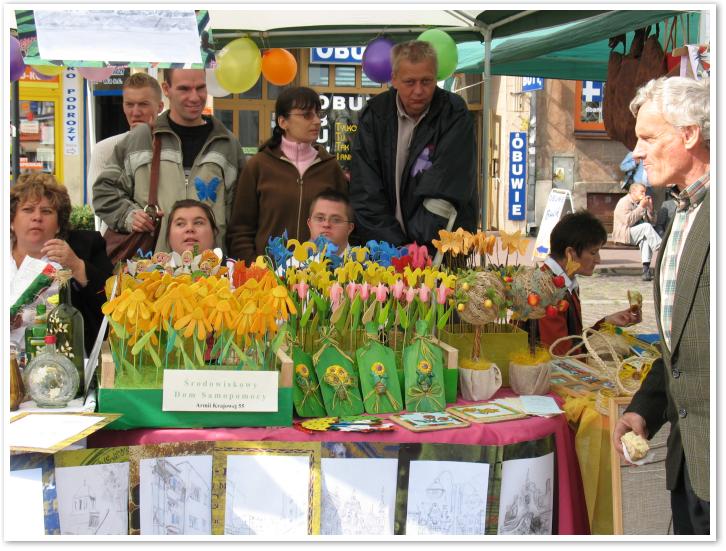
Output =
[{"x1": 613, "y1": 76, "x2": 710, "y2": 535}]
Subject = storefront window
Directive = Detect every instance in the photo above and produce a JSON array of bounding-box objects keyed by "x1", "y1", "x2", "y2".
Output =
[
  {"x1": 239, "y1": 77, "x2": 262, "y2": 100},
  {"x1": 361, "y1": 72, "x2": 383, "y2": 88},
  {"x1": 266, "y1": 82, "x2": 287, "y2": 101},
  {"x1": 308, "y1": 65, "x2": 329, "y2": 86},
  {"x1": 214, "y1": 109, "x2": 233, "y2": 134},
  {"x1": 238, "y1": 110, "x2": 260, "y2": 151},
  {"x1": 574, "y1": 80, "x2": 607, "y2": 136},
  {"x1": 19, "y1": 99, "x2": 56, "y2": 174},
  {"x1": 334, "y1": 66, "x2": 356, "y2": 87}
]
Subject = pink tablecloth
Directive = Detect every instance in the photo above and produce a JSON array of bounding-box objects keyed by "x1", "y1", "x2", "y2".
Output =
[{"x1": 88, "y1": 389, "x2": 590, "y2": 535}]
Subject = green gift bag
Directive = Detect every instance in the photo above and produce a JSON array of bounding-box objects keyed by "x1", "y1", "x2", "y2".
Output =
[
  {"x1": 403, "y1": 320, "x2": 446, "y2": 413},
  {"x1": 314, "y1": 331, "x2": 364, "y2": 417},
  {"x1": 292, "y1": 346, "x2": 327, "y2": 418},
  {"x1": 356, "y1": 323, "x2": 403, "y2": 414}
]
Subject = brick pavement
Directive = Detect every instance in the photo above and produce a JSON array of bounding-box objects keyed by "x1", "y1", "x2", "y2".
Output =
[{"x1": 578, "y1": 273, "x2": 658, "y2": 335}]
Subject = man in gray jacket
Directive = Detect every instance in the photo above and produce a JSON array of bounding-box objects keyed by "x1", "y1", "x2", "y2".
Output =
[
  {"x1": 93, "y1": 69, "x2": 245, "y2": 253},
  {"x1": 611, "y1": 182, "x2": 661, "y2": 280}
]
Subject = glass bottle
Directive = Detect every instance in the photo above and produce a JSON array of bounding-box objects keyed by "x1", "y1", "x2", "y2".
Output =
[
  {"x1": 47, "y1": 270, "x2": 85, "y2": 395},
  {"x1": 24, "y1": 303, "x2": 48, "y2": 364},
  {"x1": 10, "y1": 346, "x2": 26, "y2": 411},
  {"x1": 23, "y1": 335, "x2": 79, "y2": 408}
]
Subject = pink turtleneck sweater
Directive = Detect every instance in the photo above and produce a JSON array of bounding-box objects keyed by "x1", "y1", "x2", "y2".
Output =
[{"x1": 280, "y1": 136, "x2": 318, "y2": 176}]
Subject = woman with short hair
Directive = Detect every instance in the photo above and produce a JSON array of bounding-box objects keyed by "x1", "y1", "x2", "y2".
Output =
[{"x1": 10, "y1": 172, "x2": 113, "y2": 355}]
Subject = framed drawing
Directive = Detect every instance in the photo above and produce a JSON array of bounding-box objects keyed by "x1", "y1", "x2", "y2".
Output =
[
  {"x1": 53, "y1": 447, "x2": 130, "y2": 535},
  {"x1": 389, "y1": 412, "x2": 470, "y2": 432},
  {"x1": 608, "y1": 397, "x2": 673, "y2": 535},
  {"x1": 129, "y1": 441, "x2": 215, "y2": 536},
  {"x1": 212, "y1": 441, "x2": 322, "y2": 536},
  {"x1": 446, "y1": 403, "x2": 527, "y2": 424}
]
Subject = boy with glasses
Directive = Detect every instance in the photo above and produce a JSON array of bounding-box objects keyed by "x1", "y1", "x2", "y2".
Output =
[{"x1": 307, "y1": 190, "x2": 354, "y2": 255}]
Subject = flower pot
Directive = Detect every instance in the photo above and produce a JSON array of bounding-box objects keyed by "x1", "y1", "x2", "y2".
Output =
[
  {"x1": 509, "y1": 361, "x2": 552, "y2": 395},
  {"x1": 459, "y1": 363, "x2": 502, "y2": 401}
]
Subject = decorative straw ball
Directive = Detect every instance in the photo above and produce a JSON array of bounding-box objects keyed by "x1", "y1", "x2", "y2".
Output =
[
  {"x1": 455, "y1": 270, "x2": 506, "y2": 325},
  {"x1": 509, "y1": 266, "x2": 563, "y2": 320}
]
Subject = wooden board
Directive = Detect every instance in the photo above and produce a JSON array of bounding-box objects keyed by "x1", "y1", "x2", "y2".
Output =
[
  {"x1": 389, "y1": 412, "x2": 470, "y2": 432},
  {"x1": 608, "y1": 396, "x2": 673, "y2": 535}
]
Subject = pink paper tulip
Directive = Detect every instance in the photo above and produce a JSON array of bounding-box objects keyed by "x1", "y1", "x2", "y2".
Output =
[
  {"x1": 407, "y1": 243, "x2": 431, "y2": 269},
  {"x1": 330, "y1": 282, "x2": 344, "y2": 310},
  {"x1": 435, "y1": 284, "x2": 453, "y2": 305},
  {"x1": 418, "y1": 284, "x2": 431, "y2": 303},
  {"x1": 345, "y1": 281, "x2": 358, "y2": 301},
  {"x1": 358, "y1": 282, "x2": 371, "y2": 301},
  {"x1": 293, "y1": 282, "x2": 309, "y2": 301},
  {"x1": 374, "y1": 283, "x2": 389, "y2": 302},
  {"x1": 405, "y1": 286, "x2": 417, "y2": 304},
  {"x1": 391, "y1": 279, "x2": 405, "y2": 300}
]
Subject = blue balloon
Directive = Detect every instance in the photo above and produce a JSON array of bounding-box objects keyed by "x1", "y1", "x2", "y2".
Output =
[{"x1": 362, "y1": 37, "x2": 395, "y2": 84}]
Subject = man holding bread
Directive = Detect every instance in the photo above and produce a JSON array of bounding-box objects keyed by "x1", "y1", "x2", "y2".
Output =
[{"x1": 613, "y1": 76, "x2": 710, "y2": 535}]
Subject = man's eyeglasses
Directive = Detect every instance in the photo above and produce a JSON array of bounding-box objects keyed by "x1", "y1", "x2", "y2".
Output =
[
  {"x1": 310, "y1": 214, "x2": 349, "y2": 226},
  {"x1": 289, "y1": 110, "x2": 324, "y2": 121}
]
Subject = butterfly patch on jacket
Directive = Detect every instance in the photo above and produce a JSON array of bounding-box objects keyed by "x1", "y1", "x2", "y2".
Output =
[
  {"x1": 410, "y1": 144, "x2": 434, "y2": 177},
  {"x1": 194, "y1": 176, "x2": 221, "y2": 202}
]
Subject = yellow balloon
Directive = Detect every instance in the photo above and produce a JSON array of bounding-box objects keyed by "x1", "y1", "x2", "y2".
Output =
[
  {"x1": 32, "y1": 64, "x2": 64, "y2": 76},
  {"x1": 215, "y1": 37, "x2": 261, "y2": 94}
]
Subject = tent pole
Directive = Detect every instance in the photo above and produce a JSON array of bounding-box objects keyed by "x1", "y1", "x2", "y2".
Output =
[
  {"x1": 12, "y1": 80, "x2": 20, "y2": 182},
  {"x1": 481, "y1": 27, "x2": 492, "y2": 230}
]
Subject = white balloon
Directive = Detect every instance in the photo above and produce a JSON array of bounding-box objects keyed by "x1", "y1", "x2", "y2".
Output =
[{"x1": 206, "y1": 68, "x2": 232, "y2": 98}]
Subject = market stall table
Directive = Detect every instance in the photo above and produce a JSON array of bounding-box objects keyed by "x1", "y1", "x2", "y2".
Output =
[{"x1": 88, "y1": 389, "x2": 590, "y2": 535}]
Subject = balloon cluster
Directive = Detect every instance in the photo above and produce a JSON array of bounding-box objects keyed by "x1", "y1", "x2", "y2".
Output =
[
  {"x1": 361, "y1": 29, "x2": 459, "y2": 84},
  {"x1": 211, "y1": 38, "x2": 297, "y2": 96}
]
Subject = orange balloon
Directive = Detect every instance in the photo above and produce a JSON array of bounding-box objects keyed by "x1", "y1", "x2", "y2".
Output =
[{"x1": 261, "y1": 48, "x2": 297, "y2": 86}]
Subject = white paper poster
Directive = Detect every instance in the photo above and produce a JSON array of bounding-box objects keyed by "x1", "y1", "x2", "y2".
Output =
[
  {"x1": 34, "y1": 10, "x2": 202, "y2": 65},
  {"x1": 225, "y1": 454, "x2": 310, "y2": 536},
  {"x1": 321, "y1": 457, "x2": 397, "y2": 535},
  {"x1": 5, "y1": 468, "x2": 46, "y2": 539},
  {"x1": 406, "y1": 460, "x2": 489, "y2": 535},
  {"x1": 498, "y1": 452, "x2": 555, "y2": 535},
  {"x1": 56, "y1": 463, "x2": 129, "y2": 535},
  {"x1": 139, "y1": 455, "x2": 213, "y2": 535}
]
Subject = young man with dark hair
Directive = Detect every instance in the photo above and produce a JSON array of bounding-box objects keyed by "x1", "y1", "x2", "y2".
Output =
[
  {"x1": 93, "y1": 69, "x2": 246, "y2": 254},
  {"x1": 539, "y1": 210, "x2": 640, "y2": 355},
  {"x1": 307, "y1": 189, "x2": 354, "y2": 254}
]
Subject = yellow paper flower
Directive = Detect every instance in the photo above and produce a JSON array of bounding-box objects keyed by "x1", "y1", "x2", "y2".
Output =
[
  {"x1": 335, "y1": 260, "x2": 364, "y2": 283},
  {"x1": 268, "y1": 284, "x2": 297, "y2": 320},
  {"x1": 103, "y1": 288, "x2": 152, "y2": 327},
  {"x1": 565, "y1": 250, "x2": 581, "y2": 277},
  {"x1": 417, "y1": 360, "x2": 432, "y2": 375},
  {"x1": 234, "y1": 301, "x2": 258, "y2": 337},
  {"x1": 500, "y1": 229, "x2": 529, "y2": 255},
  {"x1": 347, "y1": 246, "x2": 369, "y2": 263},
  {"x1": 287, "y1": 239, "x2": 317, "y2": 262},
  {"x1": 296, "y1": 364, "x2": 310, "y2": 378},
  {"x1": 371, "y1": 362, "x2": 386, "y2": 377},
  {"x1": 173, "y1": 306, "x2": 212, "y2": 340}
]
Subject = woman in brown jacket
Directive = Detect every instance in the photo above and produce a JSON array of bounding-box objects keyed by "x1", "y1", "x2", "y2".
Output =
[{"x1": 226, "y1": 87, "x2": 348, "y2": 263}]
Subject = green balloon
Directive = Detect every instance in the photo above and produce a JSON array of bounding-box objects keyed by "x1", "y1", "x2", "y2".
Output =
[
  {"x1": 417, "y1": 29, "x2": 458, "y2": 80},
  {"x1": 215, "y1": 37, "x2": 262, "y2": 94}
]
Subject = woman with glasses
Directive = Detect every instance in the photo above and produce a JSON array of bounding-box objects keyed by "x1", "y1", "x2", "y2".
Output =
[{"x1": 227, "y1": 86, "x2": 348, "y2": 263}]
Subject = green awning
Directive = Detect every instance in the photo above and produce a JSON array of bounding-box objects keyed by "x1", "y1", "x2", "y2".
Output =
[{"x1": 457, "y1": 10, "x2": 700, "y2": 81}]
